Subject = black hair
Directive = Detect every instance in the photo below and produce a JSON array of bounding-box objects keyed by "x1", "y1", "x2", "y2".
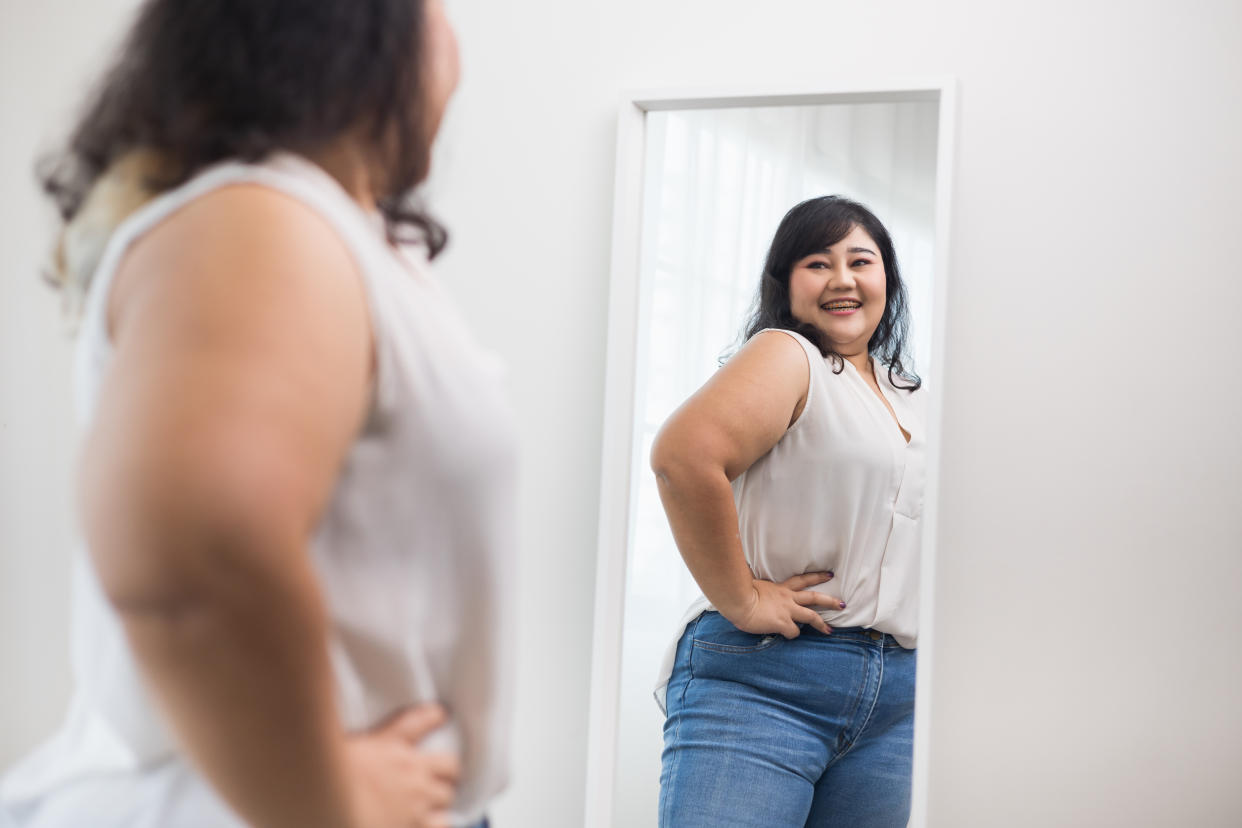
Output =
[
  {"x1": 740, "y1": 195, "x2": 921, "y2": 390},
  {"x1": 40, "y1": 0, "x2": 446, "y2": 257}
]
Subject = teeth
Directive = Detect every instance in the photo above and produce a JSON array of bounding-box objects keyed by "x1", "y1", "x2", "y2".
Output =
[{"x1": 825, "y1": 303, "x2": 860, "y2": 310}]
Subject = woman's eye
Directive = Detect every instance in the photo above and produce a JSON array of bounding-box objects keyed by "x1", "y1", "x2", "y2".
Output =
[
  {"x1": 851, "y1": 259, "x2": 871, "y2": 268},
  {"x1": 807, "y1": 261, "x2": 829, "y2": 269}
]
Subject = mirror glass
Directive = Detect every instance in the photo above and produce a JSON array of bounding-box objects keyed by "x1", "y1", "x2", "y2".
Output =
[{"x1": 613, "y1": 99, "x2": 941, "y2": 825}]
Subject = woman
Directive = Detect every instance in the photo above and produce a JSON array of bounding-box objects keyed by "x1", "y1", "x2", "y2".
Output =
[
  {"x1": 0, "y1": 2, "x2": 514, "y2": 827},
  {"x1": 651, "y1": 196, "x2": 925, "y2": 827}
]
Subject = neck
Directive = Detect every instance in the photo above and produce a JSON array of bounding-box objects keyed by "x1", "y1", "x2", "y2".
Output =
[
  {"x1": 843, "y1": 350, "x2": 872, "y2": 376},
  {"x1": 305, "y1": 140, "x2": 378, "y2": 210}
]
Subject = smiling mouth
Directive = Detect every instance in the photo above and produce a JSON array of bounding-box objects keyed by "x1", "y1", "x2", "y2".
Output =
[{"x1": 822, "y1": 300, "x2": 861, "y2": 311}]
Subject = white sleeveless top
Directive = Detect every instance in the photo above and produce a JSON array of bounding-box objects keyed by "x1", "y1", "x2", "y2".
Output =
[
  {"x1": 1, "y1": 154, "x2": 519, "y2": 827},
  {"x1": 654, "y1": 328, "x2": 926, "y2": 712}
]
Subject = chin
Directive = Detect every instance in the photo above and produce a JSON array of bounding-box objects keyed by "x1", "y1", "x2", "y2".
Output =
[{"x1": 820, "y1": 323, "x2": 865, "y2": 342}]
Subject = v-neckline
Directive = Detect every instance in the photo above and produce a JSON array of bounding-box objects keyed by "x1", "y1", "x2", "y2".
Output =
[{"x1": 845, "y1": 356, "x2": 912, "y2": 445}]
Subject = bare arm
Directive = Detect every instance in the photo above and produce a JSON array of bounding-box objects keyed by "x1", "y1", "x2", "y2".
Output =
[
  {"x1": 650, "y1": 330, "x2": 843, "y2": 637},
  {"x1": 85, "y1": 184, "x2": 376, "y2": 827}
]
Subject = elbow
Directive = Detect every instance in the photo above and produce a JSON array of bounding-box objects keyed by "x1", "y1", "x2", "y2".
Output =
[
  {"x1": 84, "y1": 488, "x2": 295, "y2": 622},
  {"x1": 78, "y1": 415, "x2": 316, "y2": 623},
  {"x1": 650, "y1": 429, "x2": 682, "y2": 482},
  {"x1": 84, "y1": 497, "x2": 195, "y2": 618},
  {"x1": 88, "y1": 502, "x2": 319, "y2": 660},
  {"x1": 650, "y1": 430, "x2": 718, "y2": 492},
  {"x1": 90, "y1": 523, "x2": 260, "y2": 622}
]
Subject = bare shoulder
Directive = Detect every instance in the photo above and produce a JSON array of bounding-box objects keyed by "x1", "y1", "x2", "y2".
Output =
[
  {"x1": 86, "y1": 183, "x2": 374, "y2": 559},
  {"x1": 83, "y1": 183, "x2": 376, "y2": 605},
  {"x1": 732, "y1": 328, "x2": 811, "y2": 366},
  {"x1": 109, "y1": 182, "x2": 367, "y2": 342},
  {"x1": 653, "y1": 328, "x2": 811, "y2": 478},
  {"x1": 714, "y1": 328, "x2": 811, "y2": 401}
]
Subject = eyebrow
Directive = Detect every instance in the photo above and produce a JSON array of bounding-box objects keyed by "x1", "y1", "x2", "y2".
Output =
[{"x1": 817, "y1": 246, "x2": 877, "y2": 256}]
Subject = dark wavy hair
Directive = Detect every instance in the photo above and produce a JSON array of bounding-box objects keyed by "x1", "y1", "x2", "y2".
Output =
[
  {"x1": 740, "y1": 195, "x2": 921, "y2": 390},
  {"x1": 40, "y1": 0, "x2": 446, "y2": 259}
]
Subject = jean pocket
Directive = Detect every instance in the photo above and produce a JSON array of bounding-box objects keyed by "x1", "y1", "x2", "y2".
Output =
[{"x1": 690, "y1": 611, "x2": 783, "y2": 654}]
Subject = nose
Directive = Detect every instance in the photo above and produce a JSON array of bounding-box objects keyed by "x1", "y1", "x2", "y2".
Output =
[{"x1": 827, "y1": 264, "x2": 856, "y2": 290}]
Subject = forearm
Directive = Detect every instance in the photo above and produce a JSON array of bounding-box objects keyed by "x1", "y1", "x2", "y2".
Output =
[
  {"x1": 654, "y1": 462, "x2": 756, "y2": 617},
  {"x1": 116, "y1": 547, "x2": 353, "y2": 828}
]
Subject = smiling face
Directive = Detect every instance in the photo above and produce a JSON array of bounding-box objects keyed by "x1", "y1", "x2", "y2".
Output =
[{"x1": 788, "y1": 224, "x2": 888, "y2": 359}]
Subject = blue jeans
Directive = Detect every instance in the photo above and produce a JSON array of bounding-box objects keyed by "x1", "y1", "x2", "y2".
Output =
[{"x1": 659, "y1": 611, "x2": 916, "y2": 828}]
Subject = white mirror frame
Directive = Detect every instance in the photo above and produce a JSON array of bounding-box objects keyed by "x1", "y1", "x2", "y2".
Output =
[{"x1": 585, "y1": 80, "x2": 958, "y2": 828}]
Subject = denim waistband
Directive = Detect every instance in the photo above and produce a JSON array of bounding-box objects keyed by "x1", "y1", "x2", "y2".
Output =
[{"x1": 804, "y1": 625, "x2": 908, "y2": 648}]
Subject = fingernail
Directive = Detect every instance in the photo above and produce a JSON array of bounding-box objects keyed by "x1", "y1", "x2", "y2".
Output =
[
  {"x1": 839, "y1": 602, "x2": 847, "y2": 609},
  {"x1": 826, "y1": 571, "x2": 835, "y2": 578}
]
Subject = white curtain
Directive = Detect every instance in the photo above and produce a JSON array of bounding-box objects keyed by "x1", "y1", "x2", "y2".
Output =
[{"x1": 614, "y1": 101, "x2": 940, "y2": 827}]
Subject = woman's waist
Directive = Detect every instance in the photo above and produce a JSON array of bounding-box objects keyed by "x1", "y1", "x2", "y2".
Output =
[
  {"x1": 743, "y1": 537, "x2": 905, "y2": 582},
  {"x1": 798, "y1": 623, "x2": 911, "y2": 649}
]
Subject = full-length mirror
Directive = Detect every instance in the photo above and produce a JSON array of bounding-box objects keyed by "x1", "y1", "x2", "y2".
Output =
[{"x1": 587, "y1": 85, "x2": 955, "y2": 827}]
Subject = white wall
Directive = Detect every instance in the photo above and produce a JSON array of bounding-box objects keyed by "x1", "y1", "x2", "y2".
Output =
[
  {"x1": 0, "y1": 0, "x2": 144, "y2": 770},
  {"x1": 3, "y1": 1, "x2": 1241, "y2": 827}
]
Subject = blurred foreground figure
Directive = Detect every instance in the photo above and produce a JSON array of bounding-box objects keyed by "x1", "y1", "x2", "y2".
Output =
[{"x1": 1, "y1": 2, "x2": 516, "y2": 827}]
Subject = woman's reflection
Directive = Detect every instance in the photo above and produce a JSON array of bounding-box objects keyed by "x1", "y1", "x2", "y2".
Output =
[{"x1": 650, "y1": 196, "x2": 926, "y2": 827}]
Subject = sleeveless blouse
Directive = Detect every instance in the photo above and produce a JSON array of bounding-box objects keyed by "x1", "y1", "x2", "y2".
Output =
[
  {"x1": 655, "y1": 328, "x2": 926, "y2": 712},
  {"x1": 1, "y1": 154, "x2": 519, "y2": 827}
]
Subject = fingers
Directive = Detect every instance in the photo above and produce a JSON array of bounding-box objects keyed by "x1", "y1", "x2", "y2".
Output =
[
  {"x1": 792, "y1": 590, "x2": 846, "y2": 611},
  {"x1": 419, "y1": 777, "x2": 456, "y2": 810},
  {"x1": 346, "y1": 710, "x2": 461, "y2": 828},
  {"x1": 401, "y1": 754, "x2": 458, "y2": 825},
  {"x1": 386, "y1": 703, "x2": 448, "y2": 745},
  {"x1": 423, "y1": 751, "x2": 462, "y2": 783},
  {"x1": 781, "y1": 571, "x2": 833, "y2": 591},
  {"x1": 793, "y1": 606, "x2": 832, "y2": 635}
]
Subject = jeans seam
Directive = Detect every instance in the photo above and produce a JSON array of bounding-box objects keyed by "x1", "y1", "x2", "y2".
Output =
[
  {"x1": 824, "y1": 644, "x2": 884, "y2": 770},
  {"x1": 661, "y1": 615, "x2": 700, "y2": 827},
  {"x1": 690, "y1": 637, "x2": 780, "y2": 655}
]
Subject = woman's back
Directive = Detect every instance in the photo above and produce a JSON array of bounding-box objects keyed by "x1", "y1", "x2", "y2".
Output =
[{"x1": 1, "y1": 153, "x2": 519, "y2": 827}]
